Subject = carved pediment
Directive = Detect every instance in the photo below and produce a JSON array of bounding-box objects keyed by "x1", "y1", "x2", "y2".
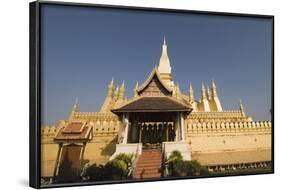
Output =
[{"x1": 137, "y1": 69, "x2": 172, "y2": 97}]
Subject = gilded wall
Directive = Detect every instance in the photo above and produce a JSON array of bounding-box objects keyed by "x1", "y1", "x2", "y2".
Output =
[{"x1": 41, "y1": 116, "x2": 271, "y2": 177}]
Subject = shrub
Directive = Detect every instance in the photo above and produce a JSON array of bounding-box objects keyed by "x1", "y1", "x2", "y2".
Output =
[
  {"x1": 167, "y1": 152, "x2": 209, "y2": 177},
  {"x1": 104, "y1": 159, "x2": 128, "y2": 180},
  {"x1": 185, "y1": 160, "x2": 201, "y2": 176},
  {"x1": 83, "y1": 153, "x2": 133, "y2": 181},
  {"x1": 200, "y1": 166, "x2": 210, "y2": 176},
  {"x1": 114, "y1": 153, "x2": 133, "y2": 168},
  {"x1": 168, "y1": 150, "x2": 183, "y2": 162},
  {"x1": 83, "y1": 164, "x2": 105, "y2": 181}
]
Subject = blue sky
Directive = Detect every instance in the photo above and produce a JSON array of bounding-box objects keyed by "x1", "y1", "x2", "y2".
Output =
[{"x1": 41, "y1": 4, "x2": 272, "y2": 126}]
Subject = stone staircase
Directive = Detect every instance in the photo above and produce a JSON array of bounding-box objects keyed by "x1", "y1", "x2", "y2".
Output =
[{"x1": 132, "y1": 149, "x2": 162, "y2": 179}]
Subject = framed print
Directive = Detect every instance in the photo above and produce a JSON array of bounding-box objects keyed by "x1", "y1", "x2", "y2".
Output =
[{"x1": 29, "y1": 1, "x2": 274, "y2": 188}]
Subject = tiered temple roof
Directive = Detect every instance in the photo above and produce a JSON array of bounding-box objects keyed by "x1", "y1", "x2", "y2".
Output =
[{"x1": 98, "y1": 37, "x2": 244, "y2": 117}]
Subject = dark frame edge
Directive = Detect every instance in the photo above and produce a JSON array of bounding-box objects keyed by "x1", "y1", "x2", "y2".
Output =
[
  {"x1": 30, "y1": 1, "x2": 41, "y2": 189},
  {"x1": 271, "y1": 16, "x2": 274, "y2": 173}
]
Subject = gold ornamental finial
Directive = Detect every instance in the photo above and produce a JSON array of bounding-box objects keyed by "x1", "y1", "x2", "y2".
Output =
[
  {"x1": 201, "y1": 82, "x2": 207, "y2": 100},
  {"x1": 174, "y1": 83, "x2": 180, "y2": 98},
  {"x1": 207, "y1": 85, "x2": 212, "y2": 100},
  {"x1": 119, "y1": 81, "x2": 125, "y2": 100},
  {"x1": 69, "y1": 97, "x2": 78, "y2": 120},
  {"x1": 75, "y1": 97, "x2": 78, "y2": 106},
  {"x1": 72, "y1": 97, "x2": 78, "y2": 112},
  {"x1": 134, "y1": 81, "x2": 139, "y2": 98},
  {"x1": 211, "y1": 80, "x2": 218, "y2": 97},
  {"x1": 120, "y1": 80, "x2": 125, "y2": 90},
  {"x1": 114, "y1": 85, "x2": 119, "y2": 101},
  {"x1": 107, "y1": 78, "x2": 114, "y2": 97},
  {"x1": 177, "y1": 82, "x2": 180, "y2": 93},
  {"x1": 189, "y1": 82, "x2": 194, "y2": 101},
  {"x1": 240, "y1": 99, "x2": 246, "y2": 117}
]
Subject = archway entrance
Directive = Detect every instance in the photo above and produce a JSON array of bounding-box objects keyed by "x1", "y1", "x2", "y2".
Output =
[
  {"x1": 57, "y1": 144, "x2": 82, "y2": 182},
  {"x1": 128, "y1": 112, "x2": 178, "y2": 149}
]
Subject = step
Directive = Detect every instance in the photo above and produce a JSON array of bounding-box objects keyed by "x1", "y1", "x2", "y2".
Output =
[
  {"x1": 141, "y1": 154, "x2": 162, "y2": 158},
  {"x1": 133, "y1": 173, "x2": 161, "y2": 179},
  {"x1": 138, "y1": 157, "x2": 161, "y2": 160},
  {"x1": 142, "y1": 152, "x2": 161, "y2": 154},
  {"x1": 138, "y1": 156, "x2": 162, "y2": 160},
  {"x1": 141, "y1": 154, "x2": 161, "y2": 156},
  {"x1": 137, "y1": 158, "x2": 162, "y2": 163},
  {"x1": 136, "y1": 164, "x2": 161, "y2": 169},
  {"x1": 140, "y1": 153, "x2": 162, "y2": 157},
  {"x1": 137, "y1": 159, "x2": 162, "y2": 164},
  {"x1": 132, "y1": 150, "x2": 163, "y2": 180},
  {"x1": 134, "y1": 164, "x2": 162, "y2": 170},
  {"x1": 142, "y1": 150, "x2": 162, "y2": 152},
  {"x1": 142, "y1": 151, "x2": 162, "y2": 154},
  {"x1": 136, "y1": 161, "x2": 162, "y2": 167},
  {"x1": 133, "y1": 168, "x2": 161, "y2": 175}
]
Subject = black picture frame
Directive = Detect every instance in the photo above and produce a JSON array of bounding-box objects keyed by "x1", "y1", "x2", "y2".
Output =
[{"x1": 29, "y1": 1, "x2": 274, "y2": 189}]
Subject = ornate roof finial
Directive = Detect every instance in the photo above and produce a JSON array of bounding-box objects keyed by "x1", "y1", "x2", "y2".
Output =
[
  {"x1": 133, "y1": 81, "x2": 139, "y2": 98},
  {"x1": 120, "y1": 80, "x2": 125, "y2": 90},
  {"x1": 189, "y1": 82, "x2": 194, "y2": 101},
  {"x1": 107, "y1": 78, "x2": 114, "y2": 97},
  {"x1": 119, "y1": 81, "x2": 125, "y2": 100},
  {"x1": 201, "y1": 82, "x2": 207, "y2": 100},
  {"x1": 207, "y1": 85, "x2": 212, "y2": 100},
  {"x1": 69, "y1": 97, "x2": 78, "y2": 120},
  {"x1": 174, "y1": 82, "x2": 180, "y2": 98},
  {"x1": 75, "y1": 97, "x2": 78, "y2": 106},
  {"x1": 211, "y1": 79, "x2": 218, "y2": 97},
  {"x1": 163, "y1": 36, "x2": 166, "y2": 45},
  {"x1": 240, "y1": 99, "x2": 246, "y2": 117},
  {"x1": 114, "y1": 85, "x2": 119, "y2": 101},
  {"x1": 176, "y1": 82, "x2": 180, "y2": 92},
  {"x1": 72, "y1": 97, "x2": 78, "y2": 112}
]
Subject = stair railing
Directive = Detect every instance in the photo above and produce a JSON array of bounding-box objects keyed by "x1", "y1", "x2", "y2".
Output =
[{"x1": 129, "y1": 143, "x2": 142, "y2": 178}]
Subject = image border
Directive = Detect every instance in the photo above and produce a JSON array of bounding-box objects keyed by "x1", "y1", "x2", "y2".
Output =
[{"x1": 29, "y1": 1, "x2": 274, "y2": 188}]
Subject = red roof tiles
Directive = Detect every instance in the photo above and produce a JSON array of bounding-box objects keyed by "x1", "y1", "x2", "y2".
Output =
[{"x1": 54, "y1": 122, "x2": 92, "y2": 141}]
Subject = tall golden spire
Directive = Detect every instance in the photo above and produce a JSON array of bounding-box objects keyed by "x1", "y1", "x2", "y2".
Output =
[
  {"x1": 119, "y1": 81, "x2": 125, "y2": 100},
  {"x1": 158, "y1": 36, "x2": 171, "y2": 74},
  {"x1": 211, "y1": 80, "x2": 218, "y2": 98},
  {"x1": 114, "y1": 85, "x2": 119, "y2": 101},
  {"x1": 189, "y1": 82, "x2": 194, "y2": 102},
  {"x1": 107, "y1": 78, "x2": 114, "y2": 98},
  {"x1": 207, "y1": 85, "x2": 212, "y2": 100},
  {"x1": 201, "y1": 83, "x2": 210, "y2": 111},
  {"x1": 201, "y1": 83, "x2": 207, "y2": 100},
  {"x1": 211, "y1": 80, "x2": 222, "y2": 111}
]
